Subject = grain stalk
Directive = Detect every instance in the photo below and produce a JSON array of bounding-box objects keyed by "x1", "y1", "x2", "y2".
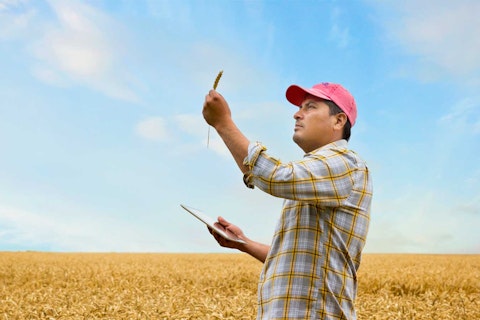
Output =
[{"x1": 207, "y1": 70, "x2": 223, "y2": 148}]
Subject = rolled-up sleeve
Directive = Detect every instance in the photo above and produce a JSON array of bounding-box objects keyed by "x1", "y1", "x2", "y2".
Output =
[
  {"x1": 242, "y1": 142, "x2": 267, "y2": 189},
  {"x1": 242, "y1": 141, "x2": 361, "y2": 207}
]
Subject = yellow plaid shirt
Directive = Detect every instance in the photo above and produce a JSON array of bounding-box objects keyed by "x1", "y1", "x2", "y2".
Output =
[{"x1": 243, "y1": 140, "x2": 372, "y2": 320}]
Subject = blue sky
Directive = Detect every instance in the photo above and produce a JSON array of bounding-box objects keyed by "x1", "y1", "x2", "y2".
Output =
[{"x1": 1, "y1": 0, "x2": 479, "y2": 254}]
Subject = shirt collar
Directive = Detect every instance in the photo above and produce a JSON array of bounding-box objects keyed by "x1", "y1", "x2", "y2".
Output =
[{"x1": 305, "y1": 139, "x2": 348, "y2": 156}]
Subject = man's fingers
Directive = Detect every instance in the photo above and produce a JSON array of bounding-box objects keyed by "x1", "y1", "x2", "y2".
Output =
[{"x1": 217, "y1": 216, "x2": 229, "y2": 226}]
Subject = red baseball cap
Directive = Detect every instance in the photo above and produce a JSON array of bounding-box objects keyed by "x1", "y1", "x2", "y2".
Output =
[{"x1": 285, "y1": 82, "x2": 357, "y2": 127}]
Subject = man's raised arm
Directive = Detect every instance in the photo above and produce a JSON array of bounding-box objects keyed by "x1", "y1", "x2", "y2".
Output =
[{"x1": 203, "y1": 90, "x2": 250, "y2": 174}]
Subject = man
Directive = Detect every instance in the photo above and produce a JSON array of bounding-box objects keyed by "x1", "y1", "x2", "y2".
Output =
[{"x1": 202, "y1": 82, "x2": 373, "y2": 319}]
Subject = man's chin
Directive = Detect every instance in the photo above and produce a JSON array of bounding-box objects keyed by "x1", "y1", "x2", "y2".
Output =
[{"x1": 292, "y1": 134, "x2": 302, "y2": 146}]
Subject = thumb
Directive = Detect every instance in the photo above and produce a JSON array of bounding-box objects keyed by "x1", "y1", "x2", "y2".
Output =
[{"x1": 217, "y1": 216, "x2": 230, "y2": 227}]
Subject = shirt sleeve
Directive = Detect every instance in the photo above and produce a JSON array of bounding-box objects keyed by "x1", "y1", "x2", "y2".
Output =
[
  {"x1": 242, "y1": 141, "x2": 357, "y2": 207},
  {"x1": 242, "y1": 142, "x2": 266, "y2": 189}
]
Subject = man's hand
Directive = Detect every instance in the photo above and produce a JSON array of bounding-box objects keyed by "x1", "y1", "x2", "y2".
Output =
[
  {"x1": 208, "y1": 216, "x2": 271, "y2": 263},
  {"x1": 202, "y1": 90, "x2": 250, "y2": 174},
  {"x1": 208, "y1": 216, "x2": 247, "y2": 250},
  {"x1": 203, "y1": 90, "x2": 232, "y2": 129}
]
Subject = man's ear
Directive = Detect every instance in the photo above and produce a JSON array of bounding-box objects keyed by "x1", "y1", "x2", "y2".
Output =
[{"x1": 334, "y1": 113, "x2": 348, "y2": 129}]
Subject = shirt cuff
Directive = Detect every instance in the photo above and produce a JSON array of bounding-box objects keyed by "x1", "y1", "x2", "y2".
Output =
[{"x1": 242, "y1": 142, "x2": 266, "y2": 189}]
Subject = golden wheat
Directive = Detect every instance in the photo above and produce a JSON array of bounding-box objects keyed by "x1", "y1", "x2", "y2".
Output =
[
  {"x1": 207, "y1": 70, "x2": 223, "y2": 148},
  {"x1": 213, "y1": 71, "x2": 223, "y2": 90},
  {"x1": 0, "y1": 252, "x2": 478, "y2": 319}
]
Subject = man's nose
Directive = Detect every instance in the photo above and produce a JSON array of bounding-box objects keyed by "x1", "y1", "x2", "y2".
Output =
[{"x1": 294, "y1": 108, "x2": 302, "y2": 120}]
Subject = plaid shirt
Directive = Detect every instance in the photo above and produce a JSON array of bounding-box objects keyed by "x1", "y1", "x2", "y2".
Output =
[{"x1": 243, "y1": 140, "x2": 372, "y2": 320}]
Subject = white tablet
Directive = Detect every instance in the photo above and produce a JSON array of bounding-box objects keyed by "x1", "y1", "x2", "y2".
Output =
[{"x1": 180, "y1": 204, "x2": 246, "y2": 244}]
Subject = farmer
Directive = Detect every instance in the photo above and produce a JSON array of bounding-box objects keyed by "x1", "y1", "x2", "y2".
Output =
[{"x1": 202, "y1": 82, "x2": 373, "y2": 319}]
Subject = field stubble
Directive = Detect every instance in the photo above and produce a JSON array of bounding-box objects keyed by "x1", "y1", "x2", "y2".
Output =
[{"x1": 0, "y1": 252, "x2": 478, "y2": 319}]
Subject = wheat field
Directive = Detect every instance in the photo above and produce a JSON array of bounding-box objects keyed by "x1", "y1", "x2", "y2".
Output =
[{"x1": 0, "y1": 252, "x2": 478, "y2": 319}]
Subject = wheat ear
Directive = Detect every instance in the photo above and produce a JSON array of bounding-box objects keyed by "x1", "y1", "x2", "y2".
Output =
[
  {"x1": 213, "y1": 70, "x2": 223, "y2": 90},
  {"x1": 207, "y1": 70, "x2": 223, "y2": 148}
]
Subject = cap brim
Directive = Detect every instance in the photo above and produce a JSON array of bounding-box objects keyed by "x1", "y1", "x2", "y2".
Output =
[{"x1": 286, "y1": 85, "x2": 330, "y2": 106}]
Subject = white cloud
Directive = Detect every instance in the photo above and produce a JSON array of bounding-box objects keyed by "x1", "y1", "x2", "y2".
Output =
[
  {"x1": 0, "y1": 0, "x2": 141, "y2": 102},
  {"x1": 0, "y1": 0, "x2": 27, "y2": 10},
  {"x1": 373, "y1": 0, "x2": 480, "y2": 85},
  {"x1": 366, "y1": 187, "x2": 480, "y2": 253},
  {"x1": 135, "y1": 101, "x2": 289, "y2": 159},
  {"x1": 438, "y1": 97, "x2": 480, "y2": 134},
  {"x1": 31, "y1": 64, "x2": 68, "y2": 87},
  {"x1": 0, "y1": 204, "x2": 159, "y2": 252},
  {"x1": 135, "y1": 113, "x2": 231, "y2": 158},
  {"x1": 175, "y1": 114, "x2": 232, "y2": 156},
  {"x1": 145, "y1": 0, "x2": 192, "y2": 27},
  {"x1": 456, "y1": 201, "x2": 480, "y2": 216},
  {"x1": 176, "y1": 42, "x2": 278, "y2": 98},
  {"x1": 465, "y1": 169, "x2": 480, "y2": 189},
  {"x1": 136, "y1": 117, "x2": 170, "y2": 142},
  {"x1": 202, "y1": 132, "x2": 231, "y2": 158},
  {"x1": 7, "y1": 0, "x2": 140, "y2": 102},
  {"x1": 0, "y1": 0, "x2": 35, "y2": 40},
  {"x1": 174, "y1": 113, "x2": 206, "y2": 137},
  {"x1": 0, "y1": 205, "x2": 65, "y2": 246},
  {"x1": 329, "y1": 7, "x2": 350, "y2": 48}
]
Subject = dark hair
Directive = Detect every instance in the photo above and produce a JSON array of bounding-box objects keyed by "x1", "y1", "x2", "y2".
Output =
[{"x1": 324, "y1": 99, "x2": 351, "y2": 141}]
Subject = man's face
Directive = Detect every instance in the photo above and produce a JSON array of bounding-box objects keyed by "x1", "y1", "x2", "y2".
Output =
[{"x1": 292, "y1": 96, "x2": 341, "y2": 153}]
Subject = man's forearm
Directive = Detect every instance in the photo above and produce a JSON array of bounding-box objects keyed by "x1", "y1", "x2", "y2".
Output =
[
  {"x1": 215, "y1": 121, "x2": 250, "y2": 174},
  {"x1": 241, "y1": 240, "x2": 270, "y2": 263}
]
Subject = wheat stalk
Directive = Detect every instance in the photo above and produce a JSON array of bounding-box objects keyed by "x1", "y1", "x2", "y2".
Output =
[
  {"x1": 213, "y1": 70, "x2": 223, "y2": 90},
  {"x1": 207, "y1": 70, "x2": 223, "y2": 148}
]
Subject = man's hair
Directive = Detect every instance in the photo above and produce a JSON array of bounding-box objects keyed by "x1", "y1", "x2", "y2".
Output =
[{"x1": 324, "y1": 99, "x2": 352, "y2": 141}]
